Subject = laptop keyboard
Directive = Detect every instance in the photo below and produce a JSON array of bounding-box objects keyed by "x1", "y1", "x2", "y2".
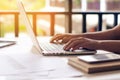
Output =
[
  {"x1": 39, "y1": 41, "x2": 64, "y2": 51},
  {"x1": 38, "y1": 38, "x2": 96, "y2": 56}
]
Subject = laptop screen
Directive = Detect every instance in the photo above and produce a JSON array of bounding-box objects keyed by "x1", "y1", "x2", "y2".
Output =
[{"x1": 17, "y1": 0, "x2": 43, "y2": 53}]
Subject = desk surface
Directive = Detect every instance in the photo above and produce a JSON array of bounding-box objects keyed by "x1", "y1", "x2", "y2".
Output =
[{"x1": 0, "y1": 36, "x2": 120, "y2": 80}]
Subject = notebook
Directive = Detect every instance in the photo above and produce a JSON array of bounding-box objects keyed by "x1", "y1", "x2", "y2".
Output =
[
  {"x1": 68, "y1": 53, "x2": 120, "y2": 73},
  {"x1": 17, "y1": 0, "x2": 96, "y2": 56},
  {"x1": 0, "y1": 40, "x2": 16, "y2": 48}
]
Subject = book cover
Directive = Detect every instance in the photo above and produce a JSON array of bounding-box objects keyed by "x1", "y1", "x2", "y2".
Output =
[{"x1": 68, "y1": 57, "x2": 120, "y2": 73}]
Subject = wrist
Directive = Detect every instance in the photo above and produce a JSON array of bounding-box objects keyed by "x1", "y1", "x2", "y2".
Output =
[
  {"x1": 96, "y1": 40, "x2": 103, "y2": 50},
  {"x1": 73, "y1": 34, "x2": 84, "y2": 38}
]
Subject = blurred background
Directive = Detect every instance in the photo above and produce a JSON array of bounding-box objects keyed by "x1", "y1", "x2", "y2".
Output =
[{"x1": 0, "y1": 0, "x2": 120, "y2": 37}]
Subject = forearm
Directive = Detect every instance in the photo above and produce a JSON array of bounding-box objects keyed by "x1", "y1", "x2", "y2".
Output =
[
  {"x1": 97, "y1": 40, "x2": 120, "y2": 53},
  {"x1": 75, "y1": 26, "x2": 118, "y2": 40},
  {"x1": 79, "y1": 29, "x2": 115, "y2": 40}
]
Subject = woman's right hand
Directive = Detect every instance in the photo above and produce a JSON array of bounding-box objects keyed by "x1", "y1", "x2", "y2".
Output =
[{"x1": 50, "y1": 33, "x2": 78, "y2": 44}]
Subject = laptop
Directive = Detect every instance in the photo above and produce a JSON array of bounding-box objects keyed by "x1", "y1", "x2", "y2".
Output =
[{"x1": 17, "y1": 0, "x2": 96, "y2": 56}]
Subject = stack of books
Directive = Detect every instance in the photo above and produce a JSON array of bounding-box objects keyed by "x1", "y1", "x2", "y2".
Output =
[{"x1": 68, "y1": 53, "x2": 120, "y2": 73}]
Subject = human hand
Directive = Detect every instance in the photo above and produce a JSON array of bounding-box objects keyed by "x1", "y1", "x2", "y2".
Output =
[
  {"x1": 63, "y1": 37, "x2": 100, "y2": 51},
  {"x1": 50, "y1": 33, "x2": 77, "y2": 44}
]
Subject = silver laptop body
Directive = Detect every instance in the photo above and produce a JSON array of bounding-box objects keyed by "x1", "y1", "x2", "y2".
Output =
[{"x1": 17, "y1": 0, "x2": 96, "y2": 56}]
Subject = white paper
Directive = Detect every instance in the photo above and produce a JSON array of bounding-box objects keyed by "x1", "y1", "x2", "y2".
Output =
[
  {"x1": 46, "y1": 58, "x2": 83, "y2": 78},
  {"x1": 0, "y1": 52, "x2": 83, "y2": 78},
  {"x1": 0, "y1": 54, "x2": 24, "y2": 75},
  {"x1": 0, "y1": 54, "x2": 54, "y2": 76}
]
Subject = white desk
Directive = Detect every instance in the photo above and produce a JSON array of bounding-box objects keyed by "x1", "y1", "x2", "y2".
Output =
[{"x1": 0, "y1": 36, "x2": 120, "y2": 80}]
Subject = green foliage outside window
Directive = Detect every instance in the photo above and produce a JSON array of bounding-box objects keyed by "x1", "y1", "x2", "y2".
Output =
[
  {"x1": 0, "y1": 0, "x2": 45, "y2": 10},
  {"x1": 0, "y1": 0, "x2": 46, "y2": 37}
]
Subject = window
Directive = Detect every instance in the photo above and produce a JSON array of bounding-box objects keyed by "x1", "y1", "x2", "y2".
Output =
[{"x1": 106, "y1": 0, "x2": 120, "y2": 11}]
